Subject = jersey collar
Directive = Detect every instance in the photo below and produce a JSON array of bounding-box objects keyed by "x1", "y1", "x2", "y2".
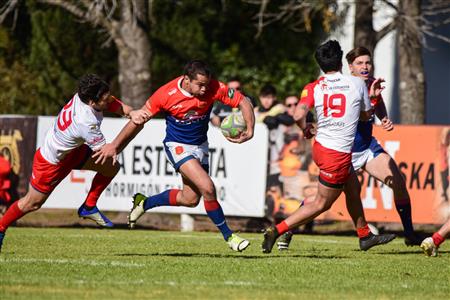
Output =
[{"x1": 177, "y1": 77, "x2": 194, "y2": 97}]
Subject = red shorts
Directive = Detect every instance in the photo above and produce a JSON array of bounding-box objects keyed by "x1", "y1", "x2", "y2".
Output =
[
  {"x1": 30, "y1": 145, "x2": 91, "y2": 194},
  {"x1": 312, "y1": 141, "x2": 353, "y2": 188}
]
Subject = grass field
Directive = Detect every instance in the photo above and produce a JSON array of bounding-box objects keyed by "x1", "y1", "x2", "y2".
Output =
[{"x1": 0, "y1": 227, "x2": 449, "y2": 300}]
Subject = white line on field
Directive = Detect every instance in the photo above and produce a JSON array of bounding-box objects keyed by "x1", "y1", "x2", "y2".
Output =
[{"x1": 0, "y1": 257, "x2": 144, "y2": 268}]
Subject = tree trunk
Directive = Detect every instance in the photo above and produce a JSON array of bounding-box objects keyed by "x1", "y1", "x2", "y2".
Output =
[
  {"x1": 353, "y1": 0, "x2": 377, "y2": 53},
  {"x1": 116, "y1": 0, "x2": 152, "y2": 108},
  {"x1": 397, "y1": 0, "x2": 425, "y2": 124}
]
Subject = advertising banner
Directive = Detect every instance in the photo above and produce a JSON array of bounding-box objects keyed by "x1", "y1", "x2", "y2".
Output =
[
  {"x1": 317, "y1": 125, "x2": 449, "y2": 224},
  {"x1": 38, "y1": 117, "x2": 269, "y2": 217},
  {"x1": 0, "y1": 116, "x2": 38, "y2": 200},
  {"x1": 273, "y1": 125, "x2": 449, "y2": 225}
]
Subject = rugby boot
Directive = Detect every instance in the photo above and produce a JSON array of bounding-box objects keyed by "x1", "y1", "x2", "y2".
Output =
[
  {"x1": 359, "y1": 232, "x2": 396, "y2": 251},
  {"x1": 78, "y1": 205, "x2": 114, "y2": 228},
  {"x1": 420, "y1": 237, "x2": 438, "y2": 257},
  {"x1": 404, "y1": 232, "x2": 423, "y2": 247},
  {"x1": 227, "y1": 233, "x2": 250, "y2": 252},
  {"x1": 262, "y1": 226, "x2": 280, "y2": 253},
  {"x1": 128, "y1": 193, "x2": 146, "y2": 229},
  {"x1": 277, "y1": 231, "x2": 293, "y2": 251}
]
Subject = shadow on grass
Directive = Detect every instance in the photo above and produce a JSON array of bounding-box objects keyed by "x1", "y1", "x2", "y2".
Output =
[
  {"x1": 116, "y1": 252, "x2": 350, "y2": 259},
  {"x1": 377, "y1": 249, "x2": 450, "y2": 255}
]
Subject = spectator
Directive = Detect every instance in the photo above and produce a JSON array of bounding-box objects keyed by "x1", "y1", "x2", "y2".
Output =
[
  {"x1": 279, "y1": 95, "x2": 314, "y2": 200},
  {"x1": 255, "y1": 84, "x2": 295, "y2": 194}
]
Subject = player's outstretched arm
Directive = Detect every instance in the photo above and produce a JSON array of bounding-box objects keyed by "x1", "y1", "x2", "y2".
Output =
[
  {"x1": 109, "y1": 96, "x2": 151, "y2": 125},
  {"x1": 93, "y1": 106, "x2": 152, "y2": 164},
  {"x1": 129, "y1": 109, "x2": 151, "y2": 125},
  {"x1": 227, "y1": 96, "x2": 255, "y2": 144},
  {"x1": 93, "y1": 121, "x2": 144, "y2": 165}
]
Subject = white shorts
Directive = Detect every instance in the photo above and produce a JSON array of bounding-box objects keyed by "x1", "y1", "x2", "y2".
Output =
[
  {"x1": 352, "y1": 137, "x2": 385, "y2": 171},
  {"x1": 164, "y1": 141, "x2": 209, "y2": 171}
]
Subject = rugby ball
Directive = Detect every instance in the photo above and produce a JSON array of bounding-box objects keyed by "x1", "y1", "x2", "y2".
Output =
[{"x1": 220, "y1": 112, "x2": 246, "y2": 138}]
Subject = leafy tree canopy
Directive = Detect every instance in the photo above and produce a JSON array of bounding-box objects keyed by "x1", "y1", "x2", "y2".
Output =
[{"x1": 1, "y1": 0, "x2": 329, "y2": 114}]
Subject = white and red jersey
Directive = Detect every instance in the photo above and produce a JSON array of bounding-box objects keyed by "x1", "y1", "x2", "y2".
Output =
[
  {"x1": 300, "y1": 73, "x2": 371, "y2": 153},
  {"x1": 40, "y1": 93, "x2": 106, "y2": 164}
]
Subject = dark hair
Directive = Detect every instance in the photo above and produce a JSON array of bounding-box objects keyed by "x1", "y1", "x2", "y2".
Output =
[
  {"x1": 314, "y1": 40, "x2": 343, "y2": 73},
  {"x1": 346, "y1": 47, "x2": 372, "y2": 64},
  {"x1": 259, "y1": 84, "x2": 277, "y2": 97},
  {"x1": 183, "y1": 60, "x2": 211, "y2": 80},
  {"x1": 77, "y1": 74, "x2": 110, "y2": 103},
  {"x1": 227, "y1": 76, "x2": 241, "y2": 83}
]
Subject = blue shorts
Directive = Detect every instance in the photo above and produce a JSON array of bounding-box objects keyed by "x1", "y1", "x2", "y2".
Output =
[
  {"x1": 163, "y1": 141, "x2": 209, "y2": 172},
  {"x1": 351, "y1": 137, "x2": 385, "y2": 171}
]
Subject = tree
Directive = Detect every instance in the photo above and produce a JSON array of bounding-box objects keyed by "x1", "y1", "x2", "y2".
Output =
[
  {"x1": 251, "y1": 0, "x2": 450, "y2": 124},
  {"x1": 2, "y1": 0, "x2": 330, "y2": 112},
  {"x1": 352, "y1": 0, "x2": 450, "y2": 124},
  {"x1": 39, "y1": 0, "x2": 152, "y2": 108}
]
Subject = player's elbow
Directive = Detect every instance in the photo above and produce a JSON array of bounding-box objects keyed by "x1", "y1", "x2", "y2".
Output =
[{"x1": 359, "y1": 110, "x2": 373, "y2": 122}]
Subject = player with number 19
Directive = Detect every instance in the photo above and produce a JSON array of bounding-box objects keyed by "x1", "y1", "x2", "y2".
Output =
[
  {"x1": 0, "y1": 74, "x2": 149, "y2": 253},
  {"x1": 262, "y1": 40, "x2": 396, "y2": 253}
]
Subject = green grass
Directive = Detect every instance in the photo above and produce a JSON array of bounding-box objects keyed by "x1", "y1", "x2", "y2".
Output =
[{"x1": 0, "y1": 227, "x2": 449, "y2": 300}]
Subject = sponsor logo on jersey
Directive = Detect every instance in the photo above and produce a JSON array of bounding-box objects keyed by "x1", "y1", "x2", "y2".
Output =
[
  {"x1": 301, "y1": 89, "x2": 308, "y2": 98},
  {"x1": 320, "y1": 170, "x2": 333, "y2": 178},
  {"x1": 329, "y1": 85, "x2": 350, "y2": 91},
  {"x1": 89, "y1": 136, "x2": 105, "y2": 146},
  {"x1": 171, "y1": 104, "x2": 183, "y2": 109},
  {"x1": 320, "y1": 82, "x2": 328, "y2": 90},
  {"x1": 174, "y1": 110, "x2": 208, "y2": 125},
  {"x1": 89, "y1": 124, "x2": 99, "y2": 131},
  {"x1": 228, "y1": 88, "x2": 235, "y2": 99}
]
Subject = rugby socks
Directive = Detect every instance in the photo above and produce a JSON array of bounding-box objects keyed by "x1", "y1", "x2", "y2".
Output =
[
  {"x1": 394, "y1": 200, "x2": 414, "y2": 235},
  {"x1": 144, "y1": 189, "x2": 179, "y2": 210},
  {"x1": 84, "y1": 173, "x2": 114, "y2": 208},
  {"x1": 204, "y1": 200, "x2": 233, "y2": 241},
  {"x1": 432, "y1": 232, "x2": 445, "y2": 247},
  {"x1": 0, "y1": 201, "x2": 25, "y2": 232},
  {"x1": 276, "y1": 221, "x2": 289, "y2": 236},
  {"x1": 356, "y1": 224, "x2": 371, "y2": 239}
]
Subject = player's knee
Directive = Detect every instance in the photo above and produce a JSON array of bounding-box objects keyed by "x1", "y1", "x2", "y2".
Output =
[
  {"x1": 389, "y1": 175, "x2": 407, "y2": 193},
  {"x1": 184, "y1": 196, "x2": 200, "y2": 208},
  {"x1": 314, "y1": 197, "x2": 332, "y2": 212},
  {"x1": 200, "y1": 184, "x2": 216, "y2": 200},
  {"x1": 21, "y1": 194, "x2": 45, "y2": 212}
]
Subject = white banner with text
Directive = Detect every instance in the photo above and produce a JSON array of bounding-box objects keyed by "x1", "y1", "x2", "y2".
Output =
[{"x1": 38, "y1": 117, "x2": 268, "y2": 217}]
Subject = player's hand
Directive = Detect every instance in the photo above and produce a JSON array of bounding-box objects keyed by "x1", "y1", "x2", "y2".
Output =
[
  {"x1": 303, "y1": 123, "x2": 316, "y2": 139},
  {"x1": 129, "y1": 109, "x2": 151, "y2": 125},
  {"x1": 93, "y1": 143, "x2": 118, "y2": 165},
  {"x1": 381, "y1": 117, "x2": 394, "y2": 131},
  {"x1": 226, "y1": 128, "x2": 254, "y2": 144},
  {"x1": 369, "y1": 78, "x2": 385, "y2": 98}
]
